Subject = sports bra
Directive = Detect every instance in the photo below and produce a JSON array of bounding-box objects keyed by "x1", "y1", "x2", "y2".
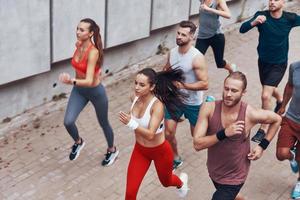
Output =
[
  {"x1": 130, "y1": 96, "x2": 164, "y2": 134},
  {"x1": 71, "y1": 43, "x2": 100, "y2": 75}
]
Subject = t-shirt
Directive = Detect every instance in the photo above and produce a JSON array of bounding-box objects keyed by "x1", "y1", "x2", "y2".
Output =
[
  {"x1": 286, "y1": 61, "x2": 300, "y2": 124},
  {"x1": 240, "y1": 10, "x2": 300, "y2": 64}
]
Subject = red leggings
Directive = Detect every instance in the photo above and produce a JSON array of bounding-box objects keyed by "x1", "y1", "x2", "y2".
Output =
[{"x1": 125, "y1": 140, "x2": 182, "y2": 200}]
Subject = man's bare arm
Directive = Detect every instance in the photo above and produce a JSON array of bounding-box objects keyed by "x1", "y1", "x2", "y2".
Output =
[
  {"x1": 183, "y1": 54, "x2": 208, "y2": 91},
  {"x1": 249, "y1": 106, "x2": 281, "y2": 142},
  {"x1": 193, "y1": 102, "x2": 217, "y2": 151}
]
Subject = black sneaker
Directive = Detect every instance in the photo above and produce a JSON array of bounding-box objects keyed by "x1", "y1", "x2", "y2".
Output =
[
  {"x1": 274, "y1": 101, "x2": 282, "y2": 113},
  {"x1": 251, "y1": 129, "x2": 265, "y2": 143},
  {"x1": 69, "y1": 139, "x2": 85, "y2": 161},
  {"x1": 101, "y1": 148, "x2": 119, "y2": 166}
]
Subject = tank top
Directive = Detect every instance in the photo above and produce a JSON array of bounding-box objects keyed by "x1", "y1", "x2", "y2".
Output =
[
  {"x1": 198, "y1": 0, "x2": 223, "y2": 39},
  {"x1": 71, "y1": 44, "x2": 100, "y2": 75},
  {"x1": 169, "y1": 46, "x2": 204, "y2": 106},
  {"x1": 130, "y1": 96, "x2": 164, "y2": 134},
  {"x1": 207, "y1": 100, "x2": 250, "y2": 185}
]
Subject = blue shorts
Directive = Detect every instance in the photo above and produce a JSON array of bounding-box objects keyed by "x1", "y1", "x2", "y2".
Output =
[{"x1": 164, "y1": 104, "x2": 201, "y2": 127}]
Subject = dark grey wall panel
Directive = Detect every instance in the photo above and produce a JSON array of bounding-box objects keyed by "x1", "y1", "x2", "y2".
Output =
[
  {"x1": 52, "y1": 0, "x2": 105, "y2": 63},
  {"x1": 105, "y1": 0, "x2": 151, "y2": 48},
  {"x1": 151, "y1": 0, "x2": 190, "y2": 30},
  {"x1": 0, "y1": 0, "x2": 50, "y2": 85}
]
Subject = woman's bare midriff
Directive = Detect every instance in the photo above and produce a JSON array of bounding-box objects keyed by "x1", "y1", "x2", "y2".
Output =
[
  {"x1": 75, "y1": 71, "x2": 101, "y2": 87},
  {"x1": 135, "y1": 132, "x2": 166, "y2": 148}
]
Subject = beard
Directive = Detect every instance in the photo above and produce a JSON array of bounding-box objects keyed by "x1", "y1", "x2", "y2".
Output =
[
  {"x1": 269, "y1": 4, "x2": 281, "y2": 12},
  {"x1": 222, "y1": 95, "x2": 242, "y2": 107},
  {"x1": 176, "y1": 39, "x2": 189, "y2": 46}
]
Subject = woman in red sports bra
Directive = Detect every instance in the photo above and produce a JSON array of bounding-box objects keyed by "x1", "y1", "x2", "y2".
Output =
[{"x1": 58, "y1": 18, "x2": 118, "y2": 166}]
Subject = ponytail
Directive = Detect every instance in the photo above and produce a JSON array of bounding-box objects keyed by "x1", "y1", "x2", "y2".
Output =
[
  {"x1": 80, "y1": 18, "x2": 104, "y2": 66},
  {"x1": 137, "y1": 68, "x2": 187, "y2": 121}
]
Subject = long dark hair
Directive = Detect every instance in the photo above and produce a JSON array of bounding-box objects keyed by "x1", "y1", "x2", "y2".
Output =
[
  {"x1": 80, "y1": 18, "x2": 103, "y2": 66},
  {"x1": 137, "y1": 68, "x2": 187, "y2": 121}
]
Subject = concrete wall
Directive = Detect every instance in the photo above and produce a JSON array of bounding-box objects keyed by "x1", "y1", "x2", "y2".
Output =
[
  {"x1": 151, "y1": 0, "x2": 190, "y2": 30},
  {"x1": 105, "y1": 0, "x2": 151, "y2": 48},
  {"x1": 52, "y1": 0, "x2": 106, "y2": 62},
  {"x1": 0, "y1": 0, "x2": 50, "y2": 85},
  {"x1": 0, "y1": 0, "x2": 267, "y2": 122}
]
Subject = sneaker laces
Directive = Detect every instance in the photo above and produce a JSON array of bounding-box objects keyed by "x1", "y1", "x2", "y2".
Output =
[
  {"x1": 71, "y1": 143, "x2": 79, "y2": 154},
  {"x1": 104, "y1": 151, "x2": 112, "y2": 161}
]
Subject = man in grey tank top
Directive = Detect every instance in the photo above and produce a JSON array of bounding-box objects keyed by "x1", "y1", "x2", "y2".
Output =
[
  {"x1": 193, "y1": 72, "x2": 281, "y2": 200},
  {"x1": 163, "y1": 20, "x2": 208, "y2": 170},
  {"x1": 276, "y1": 61, "x2": 300, "y2": 199}
]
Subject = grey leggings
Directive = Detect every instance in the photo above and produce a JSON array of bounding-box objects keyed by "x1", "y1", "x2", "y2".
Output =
[{"x1": 64, "y1": 84, "x2": 114, "y2": 148}]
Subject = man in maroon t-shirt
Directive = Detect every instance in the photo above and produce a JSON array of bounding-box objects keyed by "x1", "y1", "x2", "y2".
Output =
[{"x1": 193, "y1": 72, "x2": 281, "y2": 200}]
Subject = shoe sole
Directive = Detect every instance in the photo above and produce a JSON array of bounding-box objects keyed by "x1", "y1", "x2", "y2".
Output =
[
  {"x1": 72, "y1": 142, "x2": 85, "y2": 161},
  {"x1": 178, "y1": 173, "x2": 189, "y2": 198},
  {"x1": 103, "y1": 150, "x2": 119, "y2": 167}
]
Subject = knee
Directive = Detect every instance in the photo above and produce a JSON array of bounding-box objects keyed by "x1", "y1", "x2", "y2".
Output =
[
  {"x1": 64, "y1": 117, "x2": 75, "y2": 128},
  {"x1": 276, "y1": 149, "x2": 290, "y2": 161},
  {"x1": 165, "y1": 130, "x2": 175, "y2": 140},
  {"x1": 261, "y1": 92, "x2": 272, "y2": 102}
]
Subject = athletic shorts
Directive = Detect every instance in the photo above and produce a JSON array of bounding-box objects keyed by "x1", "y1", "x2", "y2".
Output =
[
  {"x1": 164, "y1": 104, "x2": 201, "y2": 127},
  {"x1": 258, "y1": 59, "x2": 287, "y2": 87},
  {"x1": 277, "y1": 117, "x2": 300, "y2": 161},
  {"x1": 211, "y1": 180, "x2": 244, "y2": 200}
]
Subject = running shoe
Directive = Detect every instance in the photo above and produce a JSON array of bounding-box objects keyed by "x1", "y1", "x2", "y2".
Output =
[
  {"x1": 231, "y1": 63, "x2": 238, "y2": 72},
  {"x1": 290, "y1": 147, "x2": 299, "y2": 173},
  {"x1": 173, "y1": 157, "x2": 183, "y2": 171},
  {"x1": 69, "y1": 139, "x2": 85, "y2": 161},
  {"x1": 177, "y1": 172, "x2": 189, "y2": 198},
  {"x1": 274, "y1": 101, "x2": 283, "y2": 113},
  {"x1": 101, "y1": 148, "x2": 119, "y2": 166},
  {"x1": 291, "y1": 181, "x2": 300, "y2": 199},
  {"x1": 205, "y1": 95, "x2": 216, "y2": 102},
  {"x1": 251, "y1": 129, "x2": 265, "y2": 143}
]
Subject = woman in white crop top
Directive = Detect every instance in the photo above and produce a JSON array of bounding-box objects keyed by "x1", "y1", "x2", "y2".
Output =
[{"x1": 119, "y1": 68, "x2": 189, "y2": 199}]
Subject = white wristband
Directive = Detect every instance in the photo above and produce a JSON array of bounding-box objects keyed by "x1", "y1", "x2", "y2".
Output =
[{"x1": 126, "y1": 118, "x2": 139, "y2": 130}]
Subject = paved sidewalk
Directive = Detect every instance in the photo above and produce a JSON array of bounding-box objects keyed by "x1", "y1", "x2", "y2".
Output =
[{"x1": 1, "y1": 3, "x2": 300, "y2": 200}]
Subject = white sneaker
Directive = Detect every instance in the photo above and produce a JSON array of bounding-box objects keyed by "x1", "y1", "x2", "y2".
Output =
[
  {"x1": 231, "y1": 63, "x2": 237, "y2": 72},
  {"x1": 291, "y1": 181, "x2": 300, "y2": 199},
  {"x1": 177, "y1": 172, "x2": 189, "y2": 198}
]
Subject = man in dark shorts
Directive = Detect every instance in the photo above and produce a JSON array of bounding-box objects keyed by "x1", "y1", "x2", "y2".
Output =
[
  {"x1": 240, "y1": 0, "x2": 300, "y2": 142},
  {"x1": 276, "y1": 61, "x2": 300, "y2": 199},
  {"x1": 193, "y1": 72, "x2": 281, "y2": 200}
]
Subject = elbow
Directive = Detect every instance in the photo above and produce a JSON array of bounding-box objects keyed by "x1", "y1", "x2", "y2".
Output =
[
  {"x1": 146, "y1": 133, "x2": 156, "y2": 141},
  {"x1": 239, "y1": 25, "x2": 247, "y2": 33},
  {"x1": 86, "y1": 79, "x2": 94, "y2": 86},
  {"x1": 203, "y1": 81, "x2": 209, "y2": 90},
  {"x1": 193, "y1": 140, "x2": 206, "y2": 151},
  {"x1": 224, "y1": 13, "x2": 231, "y2": 19}
]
